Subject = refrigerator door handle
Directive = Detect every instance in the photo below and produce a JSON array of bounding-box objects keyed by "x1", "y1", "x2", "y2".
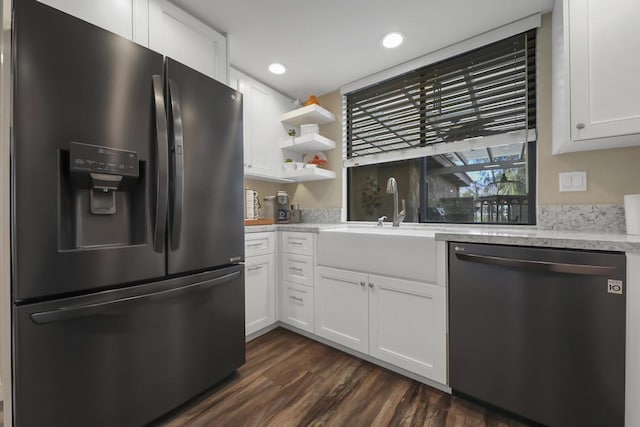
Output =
[
  {"x1": 454, "y1": 252, "x2": 617, "y2": 276},
  {"x1": 30, "y1": 271, "x2": 241, "y2": 324},
  {"x1": 152, "y1": 75, "x2": 169, "y2": 252},
  {"x1": 168, "y1": 79, "x2": 184, "y2": 250}
]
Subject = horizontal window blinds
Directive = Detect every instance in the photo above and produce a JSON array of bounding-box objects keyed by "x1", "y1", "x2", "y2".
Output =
[{"x1": 346, "y1": 30, "x2": 536, "y2": 159}]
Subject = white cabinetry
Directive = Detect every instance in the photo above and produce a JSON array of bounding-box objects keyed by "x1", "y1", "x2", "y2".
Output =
[
  {"x1": 149, "y1": 0, "x2": 228, "y2": 83},
  {"x1": 368, "y1": 274, "x2": 446, "y2": 382},
  {"x1": 553, "y1": 0, "x2": 640, "y2": 153},
  {"x1": 37, "y1": 0, "x2": 148, "y2": 44},
  {"x1": 315, "y1": 266, "x2": 446, "y2": 383},
  {"x1": 279, "y1": 232, "x2": 315, "y2": 332},
  {"x1": 314, "y1": 267, "x2": 369, "y2": 353},
  {"x1": 36, "y1": 0, "x2": 228, "y2": 83},
  {"x1": 245, "y1": 232, "x2": 276, "y2": 337},
  {"x1": 229, "y1": 68, "x2": 292, "y2": 182}
]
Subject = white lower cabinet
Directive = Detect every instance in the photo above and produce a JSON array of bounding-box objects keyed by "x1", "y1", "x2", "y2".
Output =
[
  {"x1": 281, "y1": 252, "x2": 314, "y2": 287},
  {"x1": 279, "y1": 232, "x2": 316, "y2": 333},
  {"x1": 281, "y1": 281, "x2": 314, "y2": 333},
  {"x1": 368, "y1": 274, "x2": 446, "y2": 383},
  {"x1": 245, "y1": 232, "x2": 276, "y2": 337},
  {"x1": 314, "y1": 268, "x2": 368, "y2": 353},
  {"x1": 315, "y1": 266, "x2": 447, "y2": 384},
  {"x1": 244, "y1": 253, "x2": 275, "y2": 336}
]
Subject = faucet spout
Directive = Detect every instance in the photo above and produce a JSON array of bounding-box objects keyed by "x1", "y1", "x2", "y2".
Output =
[{"x1": 386, "y1": 177, "x2": 405, "y2": 227}]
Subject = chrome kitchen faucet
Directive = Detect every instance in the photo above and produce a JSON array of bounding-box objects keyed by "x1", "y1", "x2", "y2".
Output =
[{"x1": 386, "y1": 177, "x2": 406, "y2": 227}]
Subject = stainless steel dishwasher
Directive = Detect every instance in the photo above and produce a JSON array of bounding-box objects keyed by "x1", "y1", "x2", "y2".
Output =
[{"x1": 448, "y1": 242, "x2": 625, "y2": 427}]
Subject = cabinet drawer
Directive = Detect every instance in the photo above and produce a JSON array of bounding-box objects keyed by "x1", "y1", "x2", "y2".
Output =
[
  {"x1": 281, "y1": 253, "x2": 314, "y2": 287},
  {"x1": 281, "y1": 281, "x2": 314, "y2": 333},
  {"x1": 281, "y1": 232, "x2": 314, "y2": 256},
  {"x1": 245, "y1": 232, "x2": 275, "y2": 257}
]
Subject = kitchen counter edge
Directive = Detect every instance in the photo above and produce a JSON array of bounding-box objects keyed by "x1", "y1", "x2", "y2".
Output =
[{"x1": 245, "y1": 224, "x2": 640, "y2": 253}]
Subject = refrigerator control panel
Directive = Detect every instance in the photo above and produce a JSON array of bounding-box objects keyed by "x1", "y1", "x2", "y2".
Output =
[{"x1": 70, "y1": 142, "x2": 139, "y2": 177}]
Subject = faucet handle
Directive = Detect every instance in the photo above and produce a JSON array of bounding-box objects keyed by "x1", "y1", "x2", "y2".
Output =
[{"x1": 377, "y1": 215, "x2": 387, "y2": 226}]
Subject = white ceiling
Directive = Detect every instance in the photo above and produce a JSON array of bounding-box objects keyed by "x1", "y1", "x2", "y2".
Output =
[{"x1": 169, "y1": 0, "x2": 555, "y2": 100}]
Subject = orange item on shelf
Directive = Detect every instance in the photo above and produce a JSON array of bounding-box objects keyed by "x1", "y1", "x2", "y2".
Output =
[{"x1": 303, "y1": 95, "x2": 319, "y2": 106}]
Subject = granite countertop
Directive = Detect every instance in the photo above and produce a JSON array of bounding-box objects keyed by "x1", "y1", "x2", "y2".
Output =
[{"x1": 245, "y1": 223, "x2": 640, "y2": 253}]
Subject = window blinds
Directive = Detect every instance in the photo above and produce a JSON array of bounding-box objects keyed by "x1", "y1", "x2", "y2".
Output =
[{"x1": 346, "y1": 30, "x2": 536, "y2": 160}]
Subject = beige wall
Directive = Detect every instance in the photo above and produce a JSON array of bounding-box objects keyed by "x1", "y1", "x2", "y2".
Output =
[
  {"x1": 244, "y1": 178, "x2": 286, "y2": 202},
  {"x1": 535, "y1": 13, "x2": 640, "y2": 205},
  {"x1": 284, "y1": 13, "x2": 640, "y2": 211},
  {"x1": 286, "y1": 92, "x2": 344, "y2": 208},
  {"x1": 244, "y1": 87, "x2": 345, "y2": 211}
]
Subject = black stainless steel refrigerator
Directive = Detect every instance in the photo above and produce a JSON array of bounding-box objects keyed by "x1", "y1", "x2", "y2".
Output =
[{"x1": 11, "y1": 1, "x2": 245, "y2": 426}]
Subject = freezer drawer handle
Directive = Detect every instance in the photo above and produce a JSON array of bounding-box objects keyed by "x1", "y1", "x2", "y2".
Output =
[
  {"x1": 455, "y1": 252, "x2": 617, "y2": 276},
  {"x1": 168, "y1": 78, "x2": 184, "y2": 251},
  {"x1": 30, "y1": 271, "x2": 241, "y2": 325},
  {"x1": 152, "y1": 75, "x2": 169, "y2": 253}
]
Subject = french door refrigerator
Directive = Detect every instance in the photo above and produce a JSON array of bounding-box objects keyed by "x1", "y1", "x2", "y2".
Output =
[{"x1": 11, "y1": 1, "x2": 245, "y2": 426}]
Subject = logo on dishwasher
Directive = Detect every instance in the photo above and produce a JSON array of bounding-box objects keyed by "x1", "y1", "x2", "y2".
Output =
[{"x1": 607, "y1": 279, "x2": 623, "y2": 295}]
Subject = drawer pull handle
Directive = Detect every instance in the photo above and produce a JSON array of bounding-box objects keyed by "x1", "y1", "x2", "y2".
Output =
[
  {"x1": 368, "y1": 282, "x2": 374, "y2": 288},
  {"x1": 360, "y1": 281, "x2": 366, "y2": 287},
  {"x1": 576, "y1": 122, "x2": 586, "y2": 129},
  {"x1": 289, "y1": 241, "x2": 303, "y2": 245},
  {"x1": 246, "y1": 243, "x2": 263, "y2": 247},
  {"x1": 289, "y1": 296, "x2": 304, "y2": 302},
  {"x1": 289, "y1": 267, "x2": 303, "y2": 272},
  {"x1": 247, "y1": 265, "x2": 264, "y2": 271}
]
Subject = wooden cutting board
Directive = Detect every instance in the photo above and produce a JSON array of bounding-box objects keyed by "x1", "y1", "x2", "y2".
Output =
[{"x1": 245, "y1": 219, "x2": 275, "y2": 226}]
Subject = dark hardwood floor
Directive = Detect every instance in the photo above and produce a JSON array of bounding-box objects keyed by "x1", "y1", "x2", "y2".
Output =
[{"x1": 157, "y1": 328, "x2": 531, "y2": 427}]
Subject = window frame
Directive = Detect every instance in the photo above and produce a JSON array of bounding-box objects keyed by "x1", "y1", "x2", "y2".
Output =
[{"x1": 343, "y1": 29, "x2": 538, "y2": 226}]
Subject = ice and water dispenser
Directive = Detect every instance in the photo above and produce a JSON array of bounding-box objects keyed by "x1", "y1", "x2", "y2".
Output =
[{"x1": 59, "y1": 142, "x2": 145, "y2": 248}]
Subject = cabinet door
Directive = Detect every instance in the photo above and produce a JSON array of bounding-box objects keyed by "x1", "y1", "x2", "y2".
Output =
[
  {"x1": 245, "y1": 232, "x2": 275, "y2": 258},
  {"x1": 231, "y1": 68, "x2": 290, "y2": 178},
  {"x1": 281, "y1": 231, "x2": 314, "y2": 256},
  {"x1": 148, "y1": 0, "x2": 227, "y2": 83},
  {"x1": 368, "y1": 274, "x2": 446, "y2": 384},
  {"x1": 281, "y1": 253, "x2": 314, "y2": 287},
  {"x1": 281, "y1": 281, "x2": 314, "y2": 333},
  {"x1": 315, "y1": 267, "x2": 369, "y2": 353},
  {"x1": 37, "y1": 0, "x2": 148, "y2": 44},
  {"x1": 245, "y1": 254, "x2": 275, "y2": 336},
  {"x1": 569, "y1": 0, "x2": 640, "y2": 141}
]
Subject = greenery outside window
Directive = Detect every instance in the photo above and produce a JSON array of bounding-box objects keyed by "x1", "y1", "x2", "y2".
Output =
[{"x1": 346, "y1": 30, "x2": 537, "y2": 224}]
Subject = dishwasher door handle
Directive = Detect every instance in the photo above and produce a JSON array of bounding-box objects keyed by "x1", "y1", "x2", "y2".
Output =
[{"x1": 454, "y1": 252, "x2": 617, "y2": 276}]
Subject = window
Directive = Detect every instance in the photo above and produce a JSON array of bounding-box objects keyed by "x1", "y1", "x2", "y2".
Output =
[{"x1": 346, "y1": 30, "x2": 536, "y2": 224}]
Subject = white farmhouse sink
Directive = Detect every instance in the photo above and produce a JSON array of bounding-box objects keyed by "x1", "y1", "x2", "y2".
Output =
[
  {"x1": 322, "y1": 225, "x2": 437, "y2": 237},
  {"x1": 318, "y1": 226, "x2": 437, "y2": 283}
]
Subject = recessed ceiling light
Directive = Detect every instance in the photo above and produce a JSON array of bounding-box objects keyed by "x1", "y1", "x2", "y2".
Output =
[
  {"x1": 268, "y1": 63, "x2": 286, "y2": 74},
  {"x1": 382, "y1": 32, "x2": 404, "y2": 49}
]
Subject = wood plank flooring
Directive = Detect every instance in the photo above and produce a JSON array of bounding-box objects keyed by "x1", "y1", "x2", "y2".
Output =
[{"x1": 155, "y1": 328, "x2": 532, "y2": 427}]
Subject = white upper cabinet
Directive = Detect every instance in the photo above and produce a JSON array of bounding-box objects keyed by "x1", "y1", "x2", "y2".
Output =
[
  {"x1": 230, "y1": 68, "x2": 292, "y2": 181},
  {"x1": 35, "y1": 0, "x2": 228, "y2": 83},
  {"x1": 149, "y1": 0, "x2": 228, "y2": 83},
  {"x1": 553, "y1": 0, "x2": 640, "y2": 153},
  {"x1": 37, "y1": 0, "x2": 149, "y2": 45}
]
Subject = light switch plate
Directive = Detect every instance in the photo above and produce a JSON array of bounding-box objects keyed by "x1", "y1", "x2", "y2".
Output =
[{"x1": 559, "y1": 171, "x2": 587, "y2": 192}]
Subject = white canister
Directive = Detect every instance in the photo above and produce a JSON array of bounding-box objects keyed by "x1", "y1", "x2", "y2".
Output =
[
  {"x1": 624, "y1": 194, "x2": 640, "y2": 234},
  {"x1": 245, "y1": 189, "x2": 260, "y2": 220}
]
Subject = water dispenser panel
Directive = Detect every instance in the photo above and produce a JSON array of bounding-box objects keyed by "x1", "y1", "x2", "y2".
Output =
[{"x1": 70, "y1": 142, "x2": 139, "y2": 177}]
